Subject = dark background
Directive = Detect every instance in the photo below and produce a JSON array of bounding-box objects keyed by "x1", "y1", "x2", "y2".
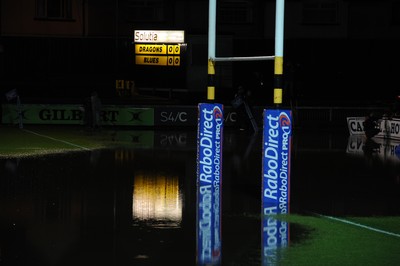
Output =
[{"x1": 0, "y1": 0, "x2": 399, "y2": 105}]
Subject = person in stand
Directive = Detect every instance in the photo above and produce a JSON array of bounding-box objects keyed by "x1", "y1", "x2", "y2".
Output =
[
  {"x1": 392, "y1": 95, "x2": 400, "y2": 117},
  {"x1": 284, "y1": 60, "x2": 303, "y2": 106},
  {"x1": 363, "y1": 112, "x2": 380, "y2": 139},
  {"x1": 231, "y1": 85, "x2": 258, "y2": 133},
  {"x1": 84, "y1": 91, "x2": 102, "y2": 130},
  {"x1": 91, "y1": 91, "x2": 102, "y2": 129}
]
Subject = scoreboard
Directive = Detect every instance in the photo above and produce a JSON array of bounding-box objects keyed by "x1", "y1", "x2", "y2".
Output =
[{"x1": 134, "y1": 30, "x2": 185, "y2": 67}]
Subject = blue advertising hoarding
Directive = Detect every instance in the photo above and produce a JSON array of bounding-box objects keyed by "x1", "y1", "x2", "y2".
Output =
[
  {"x1": 261, "y1": 109, "x2": 292, "y2": 265},
  {"x1": 196, "y1": 103, "x2": 224, "y2": 265}
]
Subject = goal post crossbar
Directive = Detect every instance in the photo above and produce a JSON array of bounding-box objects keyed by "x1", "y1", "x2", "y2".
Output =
[{"x1": 212, "y1": 56, "x2": 275, "y2": 62}]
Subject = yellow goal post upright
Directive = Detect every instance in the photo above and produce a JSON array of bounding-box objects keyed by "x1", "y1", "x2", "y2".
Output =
[
  {"x1": 196, "y1": 1, "x2": 291, "y2": 264},
  {"x1": 208, "y1": 1, "x2": 284, "y2": 104}
]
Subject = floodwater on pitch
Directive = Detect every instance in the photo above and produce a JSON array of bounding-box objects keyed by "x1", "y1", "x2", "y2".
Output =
[{"x1": 0, "y1": 127, "x2": 399, "y2": 265}]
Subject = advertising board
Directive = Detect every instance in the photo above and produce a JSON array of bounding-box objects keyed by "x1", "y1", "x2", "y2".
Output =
[{"x1": 196, "y1": 103, "x2": 224, "y2": 265}]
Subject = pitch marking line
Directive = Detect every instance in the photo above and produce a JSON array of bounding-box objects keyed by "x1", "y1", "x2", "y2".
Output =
[
  {"x1": 23, "y1": 129, "x2": 90, "y2": 151},
  {"x1": 317, "y1": 213, "x2": 400, "y2": 238}
]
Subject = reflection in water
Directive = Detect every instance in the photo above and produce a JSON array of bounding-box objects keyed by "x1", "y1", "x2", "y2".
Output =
[
  {"x1": 347, "y1": 135, "x2": 400, "y2": 163},
  {"x1": 132, "y1": 171, "x2": 182, "y2": 228},
  {"x1": 2, "y1": 128, "x2": 399, "y2": 265},
  {"x1": 262, "y1": 203, "x2": 290, "y2": 265},
  {"x1": 196, "y1": 184, "x2": 222, "y2": 266},
  {"x1": 4, "y1": 158, "x2": 20, "y2": 175},
  {"x1": 0, "y1": 154, "x2": 91, "y2": 265}
]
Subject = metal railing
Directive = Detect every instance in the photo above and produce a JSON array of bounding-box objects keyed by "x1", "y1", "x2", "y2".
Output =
[{"x1": 291, "y1": 106, "x2": 386, "y2": 128}]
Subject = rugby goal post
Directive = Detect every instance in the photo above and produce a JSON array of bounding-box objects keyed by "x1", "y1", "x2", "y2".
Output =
[{"x1": 207, "y1": 0, "x2": 285, "y2": 106}]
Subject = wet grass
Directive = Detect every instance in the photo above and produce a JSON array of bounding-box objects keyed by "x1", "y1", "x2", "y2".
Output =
[
  {"x1": 346, "y1": 216, "x2": 400, "y2": 234},
  {"x1": 0, "y1": 125, "x2": 126, "y2": 158},
  {"x1": 276, "y1": 214, "x2": 400, "y2": 265}
]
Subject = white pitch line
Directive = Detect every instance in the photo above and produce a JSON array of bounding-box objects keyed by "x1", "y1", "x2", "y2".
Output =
[
  {"x1": 317, "y1": 213, "x2": 400, "y2": 238},
  {"x1": 23, "y1": 129, "x2": 90, "y2": 151}
]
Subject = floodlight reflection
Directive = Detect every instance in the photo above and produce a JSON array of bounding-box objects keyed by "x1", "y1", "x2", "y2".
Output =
[{"x1": 132, "y1": 172, "x2": 182, "y2": 227}]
